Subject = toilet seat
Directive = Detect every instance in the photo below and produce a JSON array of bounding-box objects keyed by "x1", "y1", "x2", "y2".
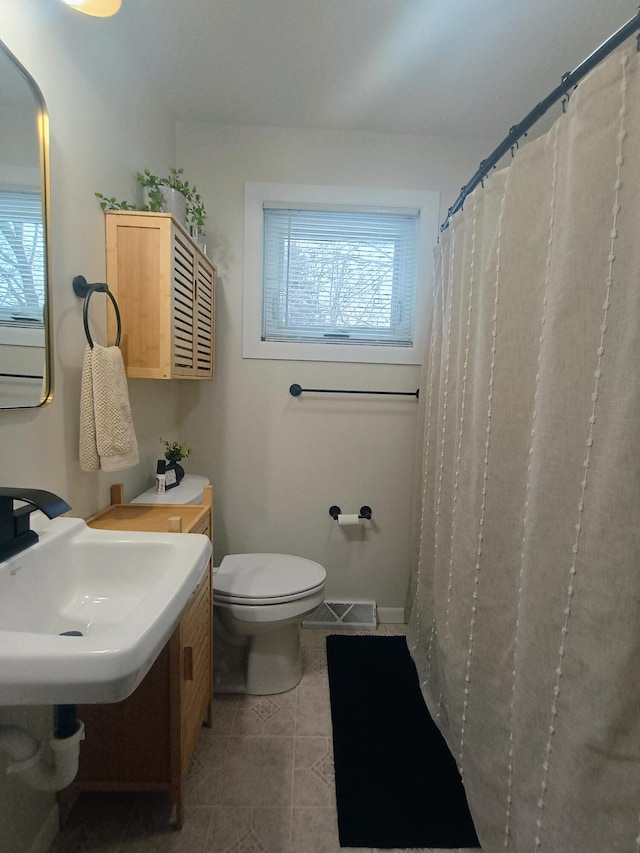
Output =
[{"x1": 214, "y1": 553, "x2": 326, "y2": 606}]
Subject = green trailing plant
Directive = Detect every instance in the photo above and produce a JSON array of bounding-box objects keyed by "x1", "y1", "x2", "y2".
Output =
[
  {"x1": 187, "y1": 190, "x2": 207, "y2": 235},
  {"x1": 160, "y1": 438, "x2": 192, "y2": 464},
  {"x1": 94, "y1": 193, "x2": 136, "y2": 211},
  {"x1": 136, "y1": 168, "x2": 206, "y2": 234},
  {"x1": 135, "y1": 166, "x2": 189, "y2": 195},
  {"x1": 135, "y1": 168, "x2": 177, "y2": 212},
  {"x1": 96, "y1": 167, "x2": 207, "y2": 235}
]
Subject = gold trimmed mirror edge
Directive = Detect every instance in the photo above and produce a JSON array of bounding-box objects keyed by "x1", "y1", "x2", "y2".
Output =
[{"x1": 0, "y1": 38, "x2": 53, "y2": 410}]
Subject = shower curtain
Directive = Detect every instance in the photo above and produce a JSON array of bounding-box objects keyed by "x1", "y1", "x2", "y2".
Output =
[{"x1": 407, "y1": 44, "x2": 640, "y2": 852}]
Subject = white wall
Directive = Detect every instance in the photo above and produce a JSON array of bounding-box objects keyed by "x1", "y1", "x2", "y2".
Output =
[
  {"x1": 0, "y1": 3, "x2": 182, "y2": 851},
  {"x1": 176, "y1": 124, "x2": 490, "y2": 610}
]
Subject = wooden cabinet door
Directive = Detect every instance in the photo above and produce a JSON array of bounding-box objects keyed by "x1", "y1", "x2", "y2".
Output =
[
  {"x1": 106, "y1": 212, "x2": 173, "y2": 379},
  {"x1": 105, "y1": 211, "x2": 215, "y2": 380}
]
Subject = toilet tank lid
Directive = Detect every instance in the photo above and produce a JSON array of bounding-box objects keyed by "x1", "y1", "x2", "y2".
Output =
[
  {"x1": 130, "y1": 474, "x2": 210, "y2": 505},
  {"x1": 216, "y1": 553, "x2": 326, "y2": 599}
]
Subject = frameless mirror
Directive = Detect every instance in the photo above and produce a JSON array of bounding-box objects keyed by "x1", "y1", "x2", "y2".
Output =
[{"x1": 0, "y1": 39, "x2": 51, "y2": 409}]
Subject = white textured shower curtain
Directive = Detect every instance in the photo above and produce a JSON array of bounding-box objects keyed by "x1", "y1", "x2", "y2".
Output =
[{"x1": 407, "y1": 45, "x2": 640, "y2": 852}]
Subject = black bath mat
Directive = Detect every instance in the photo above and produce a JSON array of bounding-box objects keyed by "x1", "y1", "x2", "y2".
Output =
[{"x1": 326, "y1": 634, "x2": 480, "y2": 849}]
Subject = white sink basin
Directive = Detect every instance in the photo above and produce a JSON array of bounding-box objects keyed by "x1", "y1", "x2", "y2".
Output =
[{"x1": 0, "y1": 514, "x2": 211, "y2": 705}]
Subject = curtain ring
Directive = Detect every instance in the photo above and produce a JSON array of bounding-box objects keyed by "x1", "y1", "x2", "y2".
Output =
[
  {"x1": 509, "y1": 130, "x2": 519, "y2": 158},
  {"x1": 82, "y1": 284, "x2": 121, "y2": 349}
]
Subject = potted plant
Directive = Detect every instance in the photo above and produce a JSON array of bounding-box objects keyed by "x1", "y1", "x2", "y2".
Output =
[
  {"x1": 136, "y1": 167, "x2": 189, "y2": 226},
  {"x1": 160, "y1": 438, "x2": 192, "y2": 484},
  {"x1": 95, "y1": 168, "x2": 208, "y2": 237}
]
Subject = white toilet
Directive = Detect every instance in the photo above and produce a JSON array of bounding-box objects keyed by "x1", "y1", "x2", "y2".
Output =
[
  {"x1": 214, "y1": 553, "x2": 326, "y2": 695},
  {"x1": 132, "y1": 475, "x2": 326, "y2": 695}
]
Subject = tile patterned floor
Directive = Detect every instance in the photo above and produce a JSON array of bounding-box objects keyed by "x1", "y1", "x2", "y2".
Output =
[{"x1": 48, "y1": 625, "x2": 476, "y2": 853}]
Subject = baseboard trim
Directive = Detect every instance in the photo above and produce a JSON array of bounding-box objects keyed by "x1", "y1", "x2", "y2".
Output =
[
  {"x1": 28, "y1": 804, "x2": 58, "y2": 853},
  {"x1": 377, "y1": 607, "x2": 406, "y2": 624}
]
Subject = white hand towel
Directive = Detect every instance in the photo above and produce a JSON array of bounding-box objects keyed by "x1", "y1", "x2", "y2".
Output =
[{"x1": 79, "y1": 344, "x2": 140, "y2": 471}]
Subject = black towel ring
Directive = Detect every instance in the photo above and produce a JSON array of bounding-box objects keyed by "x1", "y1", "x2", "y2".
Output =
[{"x1": 72, "y1": 275, "x2": 121, "y2": 349}]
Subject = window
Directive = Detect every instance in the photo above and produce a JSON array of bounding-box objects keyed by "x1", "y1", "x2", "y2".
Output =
[
  {"x1": 0, "y1": 190, "x2": 45, "y2": 329},
  {"x1": 244, "y1": 183, "x2": 439, "y2": 364},
  {"x1": 263, "y1": 207, "x2": 417, "y2": 347}
]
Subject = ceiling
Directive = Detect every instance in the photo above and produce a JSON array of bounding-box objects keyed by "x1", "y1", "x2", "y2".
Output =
[{"x1": 90, "y1": 0, "x2": 637, "y2": 143}]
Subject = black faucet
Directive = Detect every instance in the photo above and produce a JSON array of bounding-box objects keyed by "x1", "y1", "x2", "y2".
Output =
[{"x1": 0, "y1": 488, "x2": 71, "y2": 562}]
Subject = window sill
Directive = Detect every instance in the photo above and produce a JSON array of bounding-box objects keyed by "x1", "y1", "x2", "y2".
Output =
[{"x1": 244, "y1": 337, "x2": 423, "y2": 365}]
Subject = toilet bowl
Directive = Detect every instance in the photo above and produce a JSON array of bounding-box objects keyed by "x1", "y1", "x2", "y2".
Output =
[
  {"x1": 131, "y1": 477, "x2": 326, "y2": 696},
  {"x1": 214, "y1": 553, "x2": 326, "y2": 695}
]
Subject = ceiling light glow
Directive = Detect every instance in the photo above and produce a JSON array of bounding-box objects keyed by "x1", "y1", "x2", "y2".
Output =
[{"x1": 61, "y1": 0, "x2": 122, "y2": 17}]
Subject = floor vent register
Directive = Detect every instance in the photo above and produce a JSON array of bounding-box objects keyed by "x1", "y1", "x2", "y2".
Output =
[{"x1": 303, "y1": 600, "x2": 377, "y2": 629}]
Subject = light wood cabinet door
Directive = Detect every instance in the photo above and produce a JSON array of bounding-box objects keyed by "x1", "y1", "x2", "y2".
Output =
[{"x1": 106, "y1": 210, "x2": 215, "y2": 380}]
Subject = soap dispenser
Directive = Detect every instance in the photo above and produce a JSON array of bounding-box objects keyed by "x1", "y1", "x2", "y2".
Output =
[{"x1": 155, "y1": 460, "x2": 166, "y2": 494}]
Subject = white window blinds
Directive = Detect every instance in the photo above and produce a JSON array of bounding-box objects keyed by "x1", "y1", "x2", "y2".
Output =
[
  {"x1": 262, "y1": 207, "x2": 419, "y2": 346},
  {"x1": 0, "y1": 190, "x2": 45, "y2": 326}
]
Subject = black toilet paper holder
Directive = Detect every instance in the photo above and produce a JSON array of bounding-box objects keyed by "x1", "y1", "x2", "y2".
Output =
[{"x1": 329, "y1": 505, "x2": 372, "y2": 521}]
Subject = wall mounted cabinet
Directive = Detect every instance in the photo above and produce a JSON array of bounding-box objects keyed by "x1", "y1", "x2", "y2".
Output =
[{"x1": 105, "y1": 211, "x2": 215, "y2": 380}]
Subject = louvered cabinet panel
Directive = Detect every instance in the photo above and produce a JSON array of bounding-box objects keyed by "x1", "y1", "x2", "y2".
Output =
[
  {"x1": 106, "y1": 210, "x2": 215, "y2": 380},
  {"x1": 194, "y1": 255, "x2": 215, "y2": 378},
  {"x1": 171, "y1": 230, "x2": 196, "y2": 375}
]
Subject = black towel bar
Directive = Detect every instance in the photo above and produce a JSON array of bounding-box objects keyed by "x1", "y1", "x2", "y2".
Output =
[
  {"x1": 73, "y1": 275, "x2": 121, "y2": 349},
  {"x1": 290, "y1": 384, "x2": 418, "y2": 399}
]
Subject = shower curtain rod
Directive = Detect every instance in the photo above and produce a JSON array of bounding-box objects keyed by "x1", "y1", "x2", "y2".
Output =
[{"x1": 440, "y1": 8, "x2": 640, "y2": 232}]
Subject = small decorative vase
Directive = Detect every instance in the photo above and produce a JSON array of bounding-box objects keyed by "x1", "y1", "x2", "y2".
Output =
[
  {"x1": 142, "y1": 187, "x2": 187, "y2": 228},
  {"x1": 166, "y1": 461, "x2": 185, "y2": 483}
]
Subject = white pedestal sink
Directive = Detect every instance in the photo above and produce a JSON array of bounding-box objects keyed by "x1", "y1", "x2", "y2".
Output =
[{"x1": 0, "y1": 513, "x2": 211, "y2": 705}]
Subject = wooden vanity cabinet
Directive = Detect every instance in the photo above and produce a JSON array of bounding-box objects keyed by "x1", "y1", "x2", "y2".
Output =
[
  {"x1": 105, "y1": 210, "x2": 215, "y2": 380},
  {"x1": 59, "y1": 486, "x2": 213, "y2": 829}
]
